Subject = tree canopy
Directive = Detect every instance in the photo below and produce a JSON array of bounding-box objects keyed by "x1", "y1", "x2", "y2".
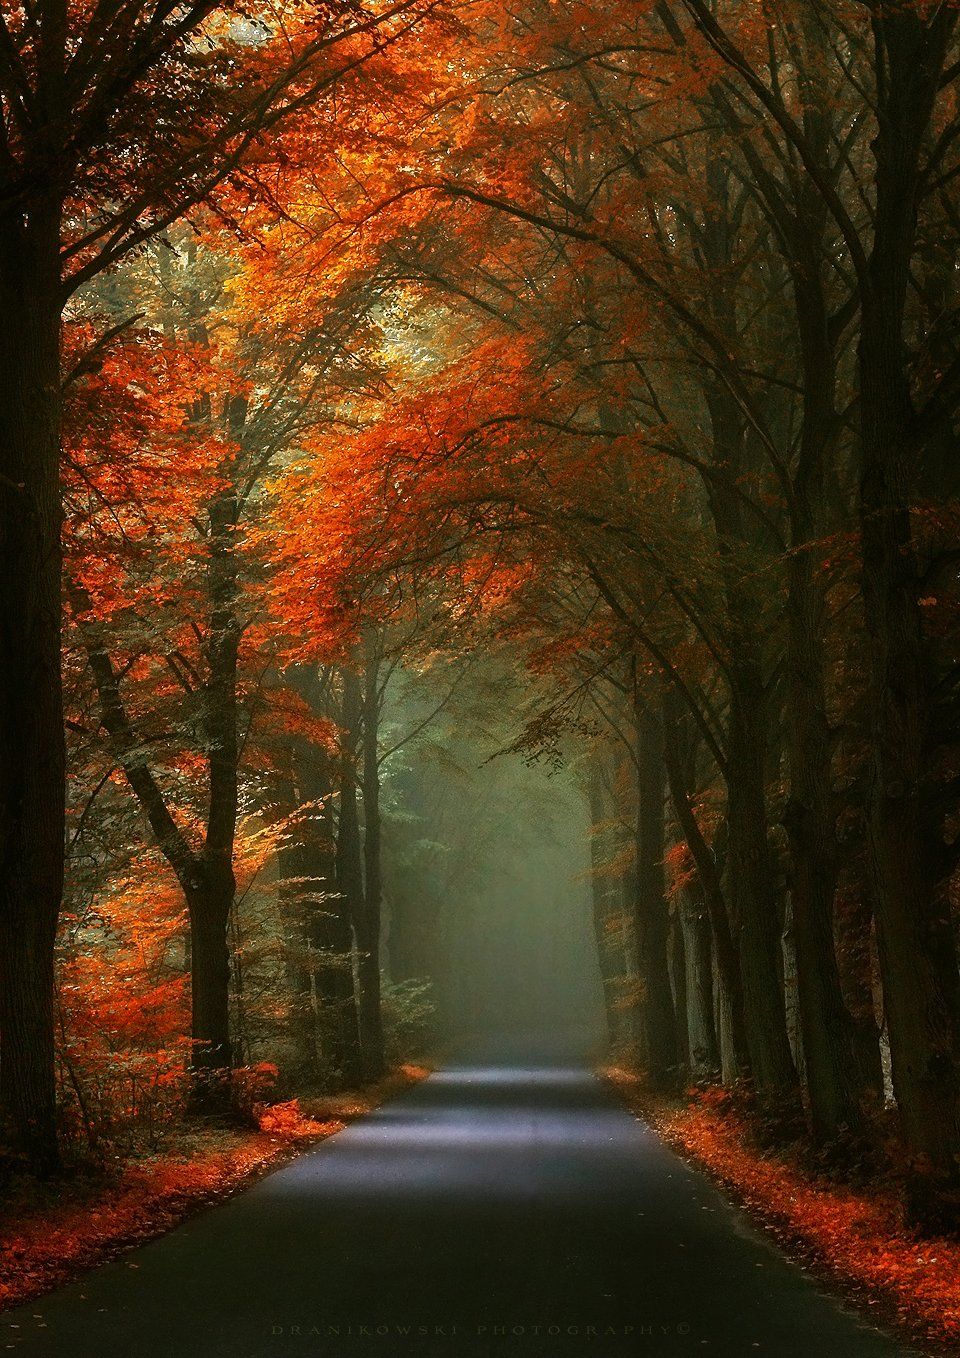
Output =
[{"x1": 1, "y1": 0, "x2": 959, "y2": 1237}]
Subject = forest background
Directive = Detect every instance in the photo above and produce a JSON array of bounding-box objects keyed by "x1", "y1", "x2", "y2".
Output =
[{"x1": 0, "y1": 0, "x2": 959, "y2": 1291}]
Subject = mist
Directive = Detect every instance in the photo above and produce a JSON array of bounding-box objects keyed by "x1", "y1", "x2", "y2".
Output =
[{"x1": 380, "y1": 666, "x2": 606, "y2": 1059}]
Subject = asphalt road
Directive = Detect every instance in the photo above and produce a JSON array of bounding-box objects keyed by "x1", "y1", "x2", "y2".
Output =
[{"x1": 1, "y1": 1036, "x2": 920, "y2": 1358}]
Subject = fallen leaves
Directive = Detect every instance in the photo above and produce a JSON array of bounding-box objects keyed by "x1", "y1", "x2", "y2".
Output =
[
  {"x1": 603, "y1": 1068, "x2": 960, "y2": 1353},
  {"x1": 0, "y1": 1064, "x2": 430, "y2": 1314}
]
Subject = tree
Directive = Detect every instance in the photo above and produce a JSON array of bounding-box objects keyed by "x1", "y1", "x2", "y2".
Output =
[
  {"x1": 0, "y1": 0, "x2": 439, "y2": 1168},
  {"x1": 68, "y1": 221, "x2": 392, "y2": 1107}
]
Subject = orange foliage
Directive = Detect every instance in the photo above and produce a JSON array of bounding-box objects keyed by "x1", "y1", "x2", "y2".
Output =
[
  {"x1": 257, "y1": 1100, "x2": 341, "y2": 1139},
  {"x1": 56, "y1": 867, "x2": 191, "y2": 1151}
]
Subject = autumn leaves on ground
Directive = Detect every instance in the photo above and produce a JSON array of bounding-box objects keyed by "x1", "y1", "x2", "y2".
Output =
[
  {"x1": 0, "y1": 0, "x2": 959, "y2": 1352},
  {"x1": 606, "y1": 1071, "x2": 960, "y2": 1354},
  {"x1": 0, "y1": 1066, "x2": 429, "y2": 1312}
]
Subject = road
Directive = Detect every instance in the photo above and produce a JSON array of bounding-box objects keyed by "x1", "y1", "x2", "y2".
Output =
[{"x1": 1, "y1": 1037, "x2": 919, "y2": 1358}]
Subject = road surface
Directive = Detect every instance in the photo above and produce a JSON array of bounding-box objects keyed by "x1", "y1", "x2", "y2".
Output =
[{"x1": 1, "y1": 1038, "x2": 919, "y2": 1357}]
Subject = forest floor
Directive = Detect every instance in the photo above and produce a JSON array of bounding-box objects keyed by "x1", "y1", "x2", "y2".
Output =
[
  {"x1": 602, "y1": 1066, "x2": 960, "y2": 1356},
  {"x1": 0, "y1": 1063, "x2": 430, "y2": 1313}
]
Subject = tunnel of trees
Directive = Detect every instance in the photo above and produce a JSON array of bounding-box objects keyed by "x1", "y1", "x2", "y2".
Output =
[{"x1": 0, "y1": 0, "x2": 959, "y2": 1244}]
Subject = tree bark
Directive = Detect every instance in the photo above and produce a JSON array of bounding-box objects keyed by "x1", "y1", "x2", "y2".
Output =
[
  {"x1": 775, "y1": 99, "x2": 869, "y2": 1143},
  {"x1": 834, "y1": 880, "x2": 884, "y2": 1108},
  {"x1": 630, "y1": 705, "x2": 679, "y2": 1091},
  {"x1": 81, "y1": 481, "x2": 243, "y2": 1115},
  {"x1": 784, "y1": 545, "x2": 865, "y2": 1141},
  {"x1": 678, "y1": 874, "x2": 720, "y2": 1082},
  {"x1": 187, "y1": 487, "x2": 241, "y2": 1109},
  {"x1": 305, "y1": 763, "x2": 361, "y2": 1087},
  {"x1": 661, "y1": 686, "x2": 750, "y2": 1081},
  {"x1": 281, "y1": 668, "x2": 362, "y2": 1086},
  {"x1": 0, "y1": 204, "x2": 66, "y2": 1173},
  {"x1": 855, "y1": 15, "x2": 960, "y2": 1221},
  {"x1": 185, "y1": 871, "x2": 234, "y2": 1106},
  {"x1": 359, "y1": 645, "x2": 386, "y2": 1081},
  {"x1": 726, "y1": 665, "x2": 799, "y2": 1104},
  {"x1": 337, "y1": 664, "x2": 384, "y2": 1082},
  {"x1": 669, "y1": 909, "x2": 689, "y2": 1074},
  {"x1": 697, "y1": 256, "x2": 798, "y2": 1104}
]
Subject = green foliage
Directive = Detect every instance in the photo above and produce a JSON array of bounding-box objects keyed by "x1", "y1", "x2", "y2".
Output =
[{"x1": 381, "y1": 978, "x2": 436, "y2": 1062}]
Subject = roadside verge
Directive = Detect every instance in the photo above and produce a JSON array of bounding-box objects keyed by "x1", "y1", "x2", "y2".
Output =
[
  {"x1": 602, "y1": 1067, "x2": 959, "y2": 1356},
  {"x1": 0, "y1": 1063, "x2": 431, "y2": 1312}
]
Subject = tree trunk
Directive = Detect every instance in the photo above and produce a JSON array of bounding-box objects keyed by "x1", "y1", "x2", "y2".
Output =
[
  {"x1": 338, "y1": 665, "x2": 383, "y2": 1082},
  {"x1": 679, "y1": 875, "x2": 720, "y2": 1082},
  {"x1": 631, "y1": 706, "x2": 679, "y2": 1091},
  {"x1": 307, "y1": 784, "x2": 361, "y2": 1087},
  {"x1": 855, "y1": 16, "x2": 960, "y2": 1222},
  {"x1": 186, "y1": 871, "x2": 234, "y2": 1110},
  {"x1": 784, "y1": 549, "x2": 865, "y2": 1141},
  {"x1": 359, "y1": 647, "x2": 386, "y2": 1081},
  {"x1": 591, "y1": 875, "x2": 624, "y2": 1048},
  {"x1": 285, "y1": 669, "x2": 361, "y2": 1086},
  {"x1": 660, "y1": 687, "x2": 750, "y2": 1081},
  {"x1": 861, "y1": 366, "x2": 960, "y2": 1219},
  {"x1": 276, "y1": 760, "x2": 323, "y2": 1081},
  {"x1": 726, "y1": 668, "x2": 800, "y2": 1105},
  {"x1": 0, "y1": 205, "x2": 66, "y2": 1173},
  {"x1": 311, "y1": 885, "x2": 362, "y2": 1086},
  {"x1": 696, "y1": 239, "x2": 799, "y2": 1106},
  {"x1": 384, "y1": 765, "x2": 446, "y2": 993},
  {"x1": 82, "y1": 480, "x2": 243, "y2": 1115},
  {"x1": 834, "y1": 880, "x2": 884, "y2": 1108},
  {"x1": 187, "y1": 487, "x2": 242, "y2": 1110},
  {"x1": 669, "y1": 910, "x2": 689, "y2": 1075}
]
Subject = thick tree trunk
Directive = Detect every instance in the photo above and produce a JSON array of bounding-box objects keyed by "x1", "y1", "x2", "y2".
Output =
[
  {"x1": 285, "y1": 669, "x2": 361, "y2": 1086},
  {"x1": 678, "y1": 876, "x2": 720, "y2": 1082},
  {"x1": 275, "y1": 764, "x2": 322, "y2": 1080},
  {"x1": 384, "y1": 766, "x2": 446, "y2": 991},
  {"x1": 83, "y1": 481, "x2": 243, "y2": 1115},
  {"x1": 834, "y1": 882, "x2": 883, "y2": 1107},
  {"x1": 85, "y1": 624, "x2": 239, "y2": 1113},
  {"x1": 631, "y1": 707, "x2": 679, "y2": 1091},
  {"x1": 661, "y1": 687, "x2": 750, "y2": 1082},
  {"x1": 669, "y1": 911, "x2": 689, "y2": 1074},
  {"x1": 726, "y1": 669, "x2": 799, "y2": 1105},
  {"x1": 591, "y1": 876, "x2": 624, "y2": 1048},
  {"x1": 278, "y1": 760, "x2": 361, "y2": 1086},
  {"x1": 784, "y1": 550, "x2": 865, "y2": 1141},
  {"x1": 771, "y1": 142, "x2": 871, "y2": 1142},
  {"x1": 860, "y1": 345, "x2": 960, "y2": 1215},
  {"x1": 0, "y1": 919, "x2": 61, "y2": 1173},
  {"x1": 695, "y1": 226, "x2": 799, "y2": 1106},
  {"x1": 0, "y1": 206, "x2": 66, "y2": 1173},
  {"x1": 186, "y1": 870, "x2": 234, "y2": 1109},
  {"x1": 338, "y1": 771, "x2": 381, "y2": 1079},
  {"x1": 855, "y1": 18, "x2": 960, "y2": 1222},
  {"x1": 185, "y1": 488, "x2": 242, "y2": 1111}
]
